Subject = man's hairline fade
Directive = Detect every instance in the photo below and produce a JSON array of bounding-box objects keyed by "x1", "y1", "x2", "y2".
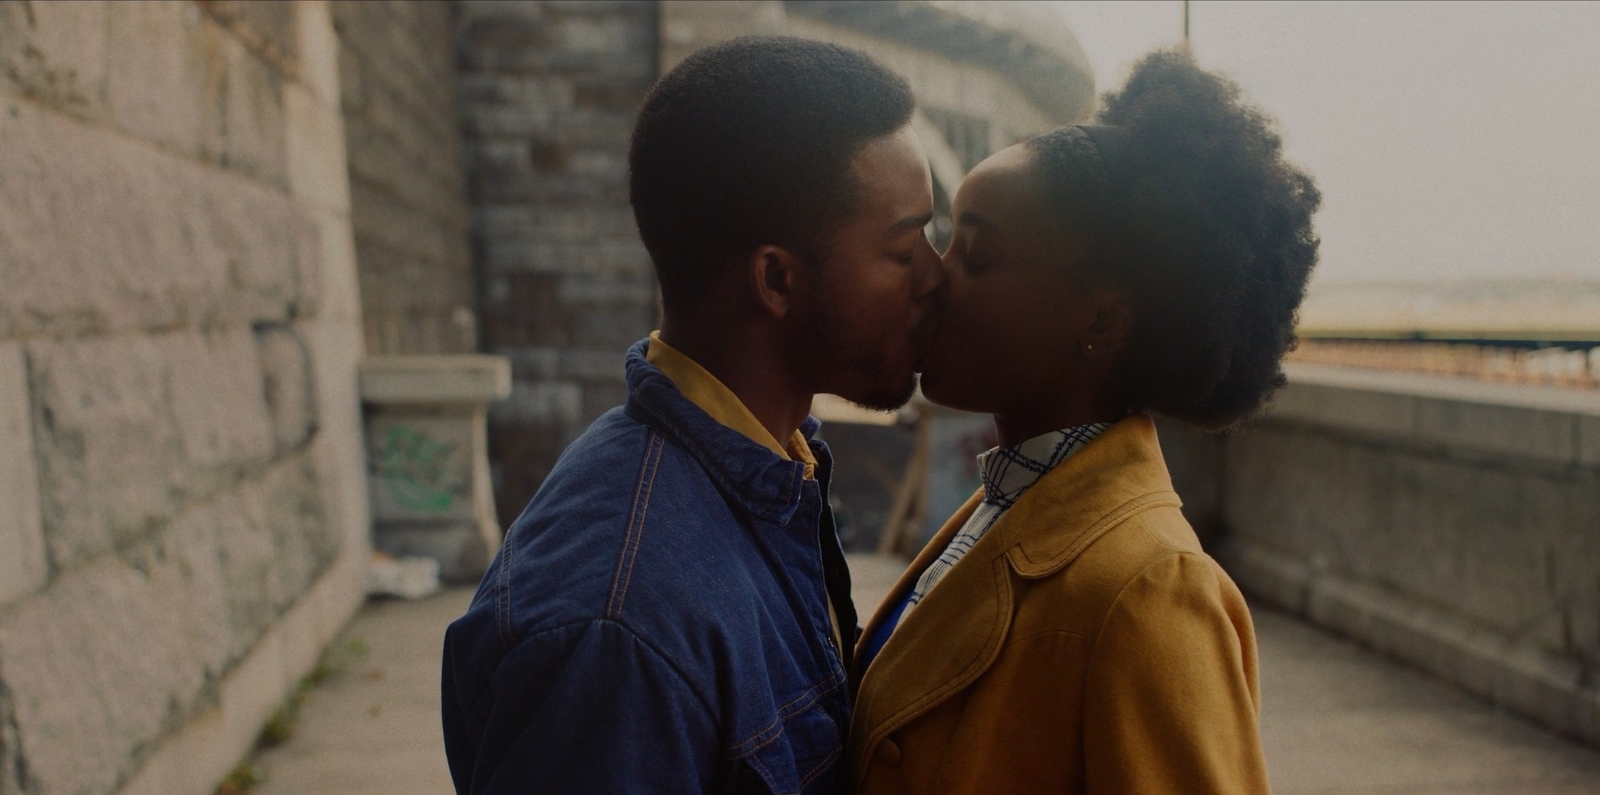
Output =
[{"x1": 627, "y1": 36, "x2": 917, "y2": 313}]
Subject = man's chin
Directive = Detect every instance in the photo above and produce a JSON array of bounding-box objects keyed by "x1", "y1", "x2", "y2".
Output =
[{"x1": 834, "y1": 373, "x2": 918, "y2": 413}]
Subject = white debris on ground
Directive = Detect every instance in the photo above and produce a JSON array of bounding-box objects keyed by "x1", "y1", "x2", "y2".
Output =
[{"x1": 365, "y1": 553, "x2": 442, "y2": 600}]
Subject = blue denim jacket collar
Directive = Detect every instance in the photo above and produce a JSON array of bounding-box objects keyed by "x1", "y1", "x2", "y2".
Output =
[{"x1": 621, "y1": 338, "x2": 818, "y2": 526}]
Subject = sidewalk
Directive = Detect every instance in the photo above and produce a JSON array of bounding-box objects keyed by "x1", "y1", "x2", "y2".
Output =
[
  {"x1": 246, "y1": 588, "x2": 466, "y2": 795},
  {"x1": 246, "y1": 554, "x2": 1600, "y2": 794}
]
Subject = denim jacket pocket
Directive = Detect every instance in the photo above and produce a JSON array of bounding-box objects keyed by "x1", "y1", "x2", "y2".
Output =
[{"x1": 733, "y1": 700, "x2": 842, "y2": 795}]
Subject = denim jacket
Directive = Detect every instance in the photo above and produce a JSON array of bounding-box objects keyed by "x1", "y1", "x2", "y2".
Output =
[{"x1": 443, "y1": 339, "x2": 857, "y2": 795}]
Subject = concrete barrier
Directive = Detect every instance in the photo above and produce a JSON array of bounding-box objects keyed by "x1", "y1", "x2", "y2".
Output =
[
  {"x1": 360, "y1": 355, "x2": 511, "y2": 582},
  {"x1": 1162, "y1": 362, "x2": 1600, "y2": 744}
]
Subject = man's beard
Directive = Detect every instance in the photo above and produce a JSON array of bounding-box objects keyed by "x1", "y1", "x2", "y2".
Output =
[{"x1": 806, "y1": 299, "x2": 918, "y2": 412}]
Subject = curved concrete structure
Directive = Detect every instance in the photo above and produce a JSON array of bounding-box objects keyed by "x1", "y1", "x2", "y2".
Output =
[{"x1": 785, "y1": 0, "x2": 1095, "y2": 124}]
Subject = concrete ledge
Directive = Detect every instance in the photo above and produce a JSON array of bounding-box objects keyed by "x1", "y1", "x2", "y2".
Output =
[
  {"x1": 1276, "y1": 362, "x2": 1600, "y2": 466},
  {"x1": 359, "y1": 355, "x2": 512, "y2": 405},
  {"x1": 1221, "y1": 540, "x2": 1600, "y2": 746},
  {"x1": 1283, "y1": 362, "x2": 1600, "y2": 418},
  {"x1": 115, "y1": 549, "x2": 366, "y2": 795}
]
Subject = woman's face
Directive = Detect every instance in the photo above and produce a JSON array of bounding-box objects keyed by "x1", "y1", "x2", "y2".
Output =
[{"x1": 918, "y1": 144, "x2": 1116, "y2": 419}]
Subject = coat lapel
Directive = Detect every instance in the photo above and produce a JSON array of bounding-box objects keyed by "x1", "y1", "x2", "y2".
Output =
[
  {"x1": 847, "y1": 489, "x2": 1014, "y2": 787},
  {"x1": 993, "y1": 415, "x2": 1180, "y2": 578},
  {"x1": 846, "y1": 415, "x2": 1183, "y2": 788},
  {"x1": 853, "y1": 488, "x2": 982, "y2": 674}
]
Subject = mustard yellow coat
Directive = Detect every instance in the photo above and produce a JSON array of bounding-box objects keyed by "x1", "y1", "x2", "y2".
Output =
[{"x1": 848, "y1": 416, "x2": 1270, "y2": 795}]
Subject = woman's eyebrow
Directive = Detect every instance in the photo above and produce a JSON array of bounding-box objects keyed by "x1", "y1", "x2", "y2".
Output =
[{"x1": 957, "y1": 211, "x2": 996, "y2": 230}]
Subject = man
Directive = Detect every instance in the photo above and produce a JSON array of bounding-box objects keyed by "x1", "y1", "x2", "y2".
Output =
[{"x1": 442, "y1": 36, "x2": 943, "y2": 794}]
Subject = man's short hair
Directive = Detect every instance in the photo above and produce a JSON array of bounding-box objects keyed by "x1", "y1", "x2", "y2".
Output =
[{"x1": 629, "y1": 36, "x2": 916, "y2": 310}]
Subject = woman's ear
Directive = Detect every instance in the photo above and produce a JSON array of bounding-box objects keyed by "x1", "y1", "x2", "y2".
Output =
[
  {"x1": 1083, "y1": 290, "x2": 1132, "y2": 355},
  {"x1": 746, "y1": 244, "x2": 809, "y2": 319}
]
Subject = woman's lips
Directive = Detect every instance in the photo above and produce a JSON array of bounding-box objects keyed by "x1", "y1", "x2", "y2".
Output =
[{"x1": 911, "y1": 315, "x2": 942, "y2": 373}]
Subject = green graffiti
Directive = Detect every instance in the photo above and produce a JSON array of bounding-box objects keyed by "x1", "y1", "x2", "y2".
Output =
[{"x1": 374, "y1": 424, "x2": 464, "y2": 512}]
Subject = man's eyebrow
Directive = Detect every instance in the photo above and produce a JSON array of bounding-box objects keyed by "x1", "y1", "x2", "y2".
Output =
[{"x1": 889, "y1": 212, "x2": 935, "y2": 233}]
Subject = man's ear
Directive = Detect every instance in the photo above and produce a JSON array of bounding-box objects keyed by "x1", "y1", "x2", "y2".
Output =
[
  {"x1": 1083, "y1": 289, "x2": 1133, "y2": 355},
  {"x1": 746, "y1": 244, "x2": 809, "y2": 319}
]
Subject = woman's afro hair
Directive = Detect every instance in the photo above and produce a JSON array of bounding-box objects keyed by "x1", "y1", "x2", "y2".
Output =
[{"x1": 1028, "y1": 50, "x2": 1321, "y2": 431}]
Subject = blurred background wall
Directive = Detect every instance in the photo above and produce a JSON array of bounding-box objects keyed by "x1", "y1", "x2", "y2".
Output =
[
  {"x1": 333, "y1": 0, "x2": 476, "y2": 358},
  {"x1": 454, "y1": 0, "x2": 665, "y2": 525}
]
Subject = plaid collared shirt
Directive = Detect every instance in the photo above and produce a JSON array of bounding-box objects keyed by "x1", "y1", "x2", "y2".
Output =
[{"x1": 894, "y1": 422, "x2": 1111, "y2": 628}]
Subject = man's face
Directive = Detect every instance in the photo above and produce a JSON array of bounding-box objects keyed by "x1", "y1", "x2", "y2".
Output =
[{"x1": 802, "y1": 124, "x2": 944, "y2": 411}]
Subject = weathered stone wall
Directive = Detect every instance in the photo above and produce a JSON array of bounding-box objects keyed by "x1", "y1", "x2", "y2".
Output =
[
  {"x1": 1161, "y1": 365, "x2": 1600, "y2": 744},
  {"x1": 332, "y1": 0, "x2": 476, "y2": 356},
  {"x1": 0, "y1": 2, "x2": 371, "y2": 793},
  {"x1": 455, "y1": 0, "x2": 661, "y2": 523}
]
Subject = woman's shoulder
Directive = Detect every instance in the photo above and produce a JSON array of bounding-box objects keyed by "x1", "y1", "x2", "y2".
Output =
[{"x1": 1017, "y1": 504, "x2": 1241, "y2": 628}]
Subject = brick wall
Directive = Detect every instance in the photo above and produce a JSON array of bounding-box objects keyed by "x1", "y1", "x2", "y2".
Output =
[
  {"x1": 333, "y1": 0, "x2": 476, "y2": 355},
  {"x1": 0, "y1": 3, "x2": 370, "y2": 793},
  {"x1": 455, "y1": 0, "x2": 660, "y2": 523}
]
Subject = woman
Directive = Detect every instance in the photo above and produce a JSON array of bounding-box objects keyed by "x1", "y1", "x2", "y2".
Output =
[{"x1": 848, "y1": 52, "x2": 1319, "y2": 794}]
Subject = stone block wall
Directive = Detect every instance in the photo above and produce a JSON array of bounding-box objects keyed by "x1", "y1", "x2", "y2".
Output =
[
  {"x1": 0, "y1": 2, "x2": 370, "y2": 793},
  {"x1": 455, "y1": 0, "x2": 661, "y2": 523},
  {"x1": 1161, "y1": 364, "x2": 1600, "y2": 744},
  {"x1": 332, "y1": 0, "x2": 476, "y2": 356}
]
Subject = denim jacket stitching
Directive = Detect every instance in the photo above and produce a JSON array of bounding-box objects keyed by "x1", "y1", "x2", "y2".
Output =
[
  {"x1": 730, "y1": 671, "x2": 846, "y2": 795},
  {"x1": 524, "y1": 617, "x2": 721, "y2": 731},
  {"x1": 625, "y1": 372, "x2": 806, "y2": 525},
  {"x1": 744, "y1": 751, "x2": 783, "y2": 795},
  {"x1": 495, "y1": 523, "x2": 515, "y2": 651},
  {"x1": 728, "y1": 667, "x2": 846, "y2": 758},
  {"x1": 607, "y1": 430, "x2": 666, "y2": 619},
  {"x1": 740, "y1": 747, "x2": 837, "y2": 795},
  {"x1": 796, "y1": 744, "x2": 842, "y2": 790}
]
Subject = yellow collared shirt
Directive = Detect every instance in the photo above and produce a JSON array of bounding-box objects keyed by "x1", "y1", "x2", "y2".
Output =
[{"x1": 646, "y1": 331, "x2": 818, "y2": 480}]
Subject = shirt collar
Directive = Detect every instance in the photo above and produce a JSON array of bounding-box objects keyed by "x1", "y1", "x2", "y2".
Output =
[
  {"x1": 624, "y1": 339, "x2": 822, "y2": 525},
  {"x1": 977, "y1": 423, "x2": 1112, "y2": 509},
  {"x1": 646, "y1": 331, "x2": 817, "y2": 479}
]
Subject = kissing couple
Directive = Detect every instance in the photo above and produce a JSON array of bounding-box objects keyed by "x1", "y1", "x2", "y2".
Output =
[{"x1": 444, "y1": 34, "x2": 1318, "y2": 795}]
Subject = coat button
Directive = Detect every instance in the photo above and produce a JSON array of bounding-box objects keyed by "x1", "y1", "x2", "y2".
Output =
[{"x1": 875, "y1": 737, "x2": 902, "y2": 766}]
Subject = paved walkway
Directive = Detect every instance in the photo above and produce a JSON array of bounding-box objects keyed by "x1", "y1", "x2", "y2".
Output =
[
  {"x1": 248, "y1": 589, "x2": 465, "y2": 795},
  {"x1": 247, "y1": 554, "x2": 1600, "y2": 794}
]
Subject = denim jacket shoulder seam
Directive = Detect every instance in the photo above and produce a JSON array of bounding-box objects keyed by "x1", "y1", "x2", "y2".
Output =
[
  {"x1": 523, "y1": 616, "x2": 720, "y2": 727},
  {"x1": 606, "y1": 428, "x2": 667, "y2": 619}
]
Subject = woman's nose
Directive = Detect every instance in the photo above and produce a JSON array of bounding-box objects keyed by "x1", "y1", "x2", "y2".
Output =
[{"x1": 915, "y1": 237, "x2": 947, "y2": 297}]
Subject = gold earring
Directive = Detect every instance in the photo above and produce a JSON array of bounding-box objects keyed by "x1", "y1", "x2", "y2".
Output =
[{"x1": 1085, "y1": 343, "x2": 1094, "y2": 352}]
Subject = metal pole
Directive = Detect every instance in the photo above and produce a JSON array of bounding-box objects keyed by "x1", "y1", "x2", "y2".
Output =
[{"x1": 1183, "y1": 0, "x2": 1191, "y2": 52}]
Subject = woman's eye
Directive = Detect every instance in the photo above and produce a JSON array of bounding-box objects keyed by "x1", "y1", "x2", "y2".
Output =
[{"x1": 896, "y1": 250, "x2": 916, "y2": 264}]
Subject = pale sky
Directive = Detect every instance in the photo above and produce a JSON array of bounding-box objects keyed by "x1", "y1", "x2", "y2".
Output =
[{"x1": 1050, "y1": 1, "x2": 1600, "y2": 289}]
